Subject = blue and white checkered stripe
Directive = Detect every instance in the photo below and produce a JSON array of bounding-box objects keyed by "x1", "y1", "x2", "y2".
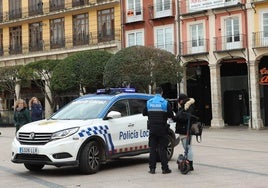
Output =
[{"x1": 78, "y1": 125, "x2": 114, "y2": 152}]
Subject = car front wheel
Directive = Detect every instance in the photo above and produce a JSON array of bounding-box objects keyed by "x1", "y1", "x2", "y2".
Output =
[
  {"x1": 24, "y1": 163, "x2": 44, "y2": 171},
  {"x1": 79, "y1": 141, "x2": 101, "y2": 174}
]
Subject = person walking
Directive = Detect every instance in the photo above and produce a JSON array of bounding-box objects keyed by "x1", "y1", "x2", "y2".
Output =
[
  {"x1": 14, "y1": 99, "x2": 31, "y2": 132},
  {"x1": 29, "y1": 97, "x2": 43, "y2": 121},
  {"x1": 173, "y1": 93, "x2": 196, "y2": 171},
  {"x1": 143, "y1": 87, "x2": 174, "y2": 174}
]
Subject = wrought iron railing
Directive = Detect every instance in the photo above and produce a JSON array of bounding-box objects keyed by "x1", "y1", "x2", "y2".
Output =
[
  {"x1": 180, "y1": 39, "x2": 209, "y2": 55},
  {"x1": 252, "y1": 31, "x2": 268, "y2": 48},
  {"x1": 213, "y1": 34, "x2": 246, "y2": 51}
]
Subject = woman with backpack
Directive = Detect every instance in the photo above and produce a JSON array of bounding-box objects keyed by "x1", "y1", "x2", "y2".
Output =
[{"x1": 173, "y1": 93, "x2": 196, "y2": 171}]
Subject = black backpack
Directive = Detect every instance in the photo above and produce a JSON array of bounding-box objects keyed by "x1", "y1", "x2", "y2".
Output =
[{"x1": 190, "y1": 122, "x2": 203, "y2": 143}]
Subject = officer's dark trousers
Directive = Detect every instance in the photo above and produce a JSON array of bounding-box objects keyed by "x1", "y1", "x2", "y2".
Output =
[{"x1": 149, "y1": 133, "x2": 169, "y2": 171}]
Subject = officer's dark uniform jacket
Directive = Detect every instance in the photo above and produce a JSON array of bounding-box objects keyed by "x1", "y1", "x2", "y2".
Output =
[{"x1": 143, "y1": 94, "x2": 174, "y2": 134}]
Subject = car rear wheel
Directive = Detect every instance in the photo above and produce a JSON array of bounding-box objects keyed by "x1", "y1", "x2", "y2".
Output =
[
  {"x1": 167, "y1": 135, "x2": 174, "y2": 161},
  {"x1": 24, "y1": 163, "x2": 44, "y2": 171},
  {"x1": 79, "y1": 141, "x2": 100, "y2": 174}
]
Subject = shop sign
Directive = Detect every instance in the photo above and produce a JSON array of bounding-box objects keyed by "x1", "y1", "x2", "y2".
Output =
[
  {"x1": 189, "y1": 0, "x2": 238, "y2": 12},
  {"x1": 260, "y1": 67, "x2": 268, "y2": 85}
]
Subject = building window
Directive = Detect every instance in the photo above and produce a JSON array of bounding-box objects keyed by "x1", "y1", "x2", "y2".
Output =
[
  {"x1": 9, "y1": 26, "x2": 22, "y2": 54},
  {"x1": 49, "y1": 0, "x2": 64, "y2": 12},
  {"x1": 29, "y1": 0, "x2": 43, "y2": 16},
  {"x1": 73, "y1": 13, "x2": 89, "y2": 46},
  {"x1": 263, "y1": 13, "x2": 268, "y2": 37},
  {"x1": 126, "y1": 0, "x2": 142, "y2": 23},
  {"x1": 0, "y1": 29, "x2": 3, "y2": 55},
  {"x1": 97, "y1": 8, "x2": 114, "y2": 42},
  {"x1": 9, "y1": 0, "x2": 22, "y2": 20},
  {"x1": 154, "y1": 25, "x2": 174, "y2": 53},
  {"x1": 126, "y1": 30, "x2": 144, "y2": 47},
  {"x1": 190, "y1": 23, "x2": 205, "y2": 53},
  {"x1": 50, "y1": 18, "x2": 65, "y2": 49},
  {"x1": 154, "y1": 0, "x2": 172, "y2": 18},
  {"x1": 29, "y1": 22, "x2": 43, "y2": 52},
  {"x1": 72, "y1": 0, "x2": 88, "y2": 7},
  {"x1": 225, "y1": 17, "x2": 240, "y2": 49}
]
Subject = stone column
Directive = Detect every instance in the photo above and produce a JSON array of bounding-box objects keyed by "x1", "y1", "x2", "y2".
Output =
[
  {"x1": 15, "y1": 79, "x2": 21, "y2": 100},
  {"x1": 209, "y1": 63, "x2": 224, "y2": 128},
  {"x1": 248, "y1": 61, "x2": 264, "y2": 129}
]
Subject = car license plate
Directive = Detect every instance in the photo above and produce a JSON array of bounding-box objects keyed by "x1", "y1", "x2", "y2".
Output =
[{"x1": 19, "y1": 147, "x2": 39, "y2": 154}]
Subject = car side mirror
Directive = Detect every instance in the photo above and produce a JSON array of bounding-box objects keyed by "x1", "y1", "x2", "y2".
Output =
[{"x1": 105, "y1": 110, "x2": 122, "y2": 120}]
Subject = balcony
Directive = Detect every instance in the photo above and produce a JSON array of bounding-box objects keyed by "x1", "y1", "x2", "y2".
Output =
[
  {"x1": 9, "y1": 9, "x2": 22, "y2": 20},
  {"x1": 9, "y1": 46, "x2": 22, "y2": 55},
  {"x1": 28, "y1": 3, "x2": 43, "y2": 16},
  {"x1": 29, "y1": 42, "x2": 43, "y2": 52},
  {"x1": 0, "y1": 1, "x2": 119, "y2": 25},
  {"x1": 180, "y1": 39, "x2": 209, "y2": 56},
  {"x1": 49, "y1": 2, "x2": 65, "y2": 12},
  {"x1": 50, "y1": 39, "x2": 65, "y2": 49},
  {"x1": 73, "y1": 34, "x2": 89, "y2": 46},
  {"x1": 252, "y1": 31, "x2": 268, "y2": 48},
  {"x1": 149, "y1": 0, "x2": 174, "y2": 20},
  {"x1": 213, "y1": 34, "x2": 246, "y2": 52},
  {"x1": 125, "y1": 8, "x2": 143, "y2": 24}
]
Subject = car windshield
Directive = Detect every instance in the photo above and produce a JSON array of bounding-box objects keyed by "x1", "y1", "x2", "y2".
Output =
[{"x1": 50, "y1": 99, "x2": 109, "y2": 120}]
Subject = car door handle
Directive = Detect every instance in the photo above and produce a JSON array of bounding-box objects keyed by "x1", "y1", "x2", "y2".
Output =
[{"x1": 128, "y1": 123, "x2": 134, "y2": 127}]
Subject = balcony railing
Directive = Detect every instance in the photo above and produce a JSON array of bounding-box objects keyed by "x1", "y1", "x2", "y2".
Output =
[
  {"x1": 0, "y1": 1, "x2": 119, "y2": 23},
  {"x1": 252, "y1": 31, "x2": 268, "y2": 48},
  {"x1": 9, "y1": 9, "x2": 22, "y2": 20},
  {"x1": 50, "y1": 39, "x2": 66, "y2": 49},
  {"x1": 213, "y1": 34, "x2": 246, "y2": 51},
  {"x1": 149, "y1": 0, "x2": 174, "y2": 19},
  {"x1": 49, "y1": 2, "x2": 65, "y2": 12},
  {"x1": 125, "y1": 7, "x2": 144, "y2": 23},
  {"x1": 73, "y1": 34, "x2": 89, "y2": 46},
  {"x1": 29, "y1": 42, "x2": 44, "y2": 52},
  {"x1": 9, "y1": 46, "x2": 22, "y2": 55},
  {"x1": 0, "y1": 29, "x2": 120, "y2": 56},
  {"x1": 180, "y1": 39, "x2": 209, "y2": 56},
  {"x1": 28, "y1": 2, "x2": 43, "y2": 16}
]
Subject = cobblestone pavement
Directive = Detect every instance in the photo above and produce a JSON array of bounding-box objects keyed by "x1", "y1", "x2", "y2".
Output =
[{"x1": 0, "y1": 126, "x2": 268, "y2": 188}]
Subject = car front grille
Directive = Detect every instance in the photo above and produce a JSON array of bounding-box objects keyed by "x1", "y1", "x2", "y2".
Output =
[
  {"x1": 15, "y1": 154, "x2": 52, "y2": 162},
  {"x1": 18, "y1": 132, "x2": 52, "y2": 145}
]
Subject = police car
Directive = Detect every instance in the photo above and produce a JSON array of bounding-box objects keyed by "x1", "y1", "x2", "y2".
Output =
[{"x1": 11, "y1": 88, "x2": 179, "y2": 174}]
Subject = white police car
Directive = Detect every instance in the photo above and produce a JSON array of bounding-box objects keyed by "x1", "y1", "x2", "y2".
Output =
[{"x1": 11, "y1": 88, "x2": 179, "y2": 174}]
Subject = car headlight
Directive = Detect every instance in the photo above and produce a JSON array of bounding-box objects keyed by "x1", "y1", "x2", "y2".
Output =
[{"x1": 51, "y1": 127, "x2": 79, "y2": 140}]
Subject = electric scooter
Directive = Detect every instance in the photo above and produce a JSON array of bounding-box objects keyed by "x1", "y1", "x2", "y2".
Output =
[{"x1": 177, "y1": 112, "x2": 198, "y2": 174}]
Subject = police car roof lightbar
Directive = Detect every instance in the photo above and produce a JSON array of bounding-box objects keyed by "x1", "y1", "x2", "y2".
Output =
[{"x1": 97, "y1": 88, "x2": 136, "y2": 94}]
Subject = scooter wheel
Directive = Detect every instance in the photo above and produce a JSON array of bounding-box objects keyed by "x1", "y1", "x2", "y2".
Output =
[{"x1": 179, "y1": 161, "x2": 190, "y2": 174}]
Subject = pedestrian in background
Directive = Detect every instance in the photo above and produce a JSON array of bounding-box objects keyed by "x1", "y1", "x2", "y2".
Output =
[
  {"x1": 29, "y1": 97, "x2": 43, "y2": 122},
  {"x1": 143, "y1": 87, "x2": 174, "y2": 174},
  {"x1": 173, "y1": 93, "x2": 196, "y2": 171},
  {"x1": 14, "y1": 99, "x2": 31, "y2": 132}
]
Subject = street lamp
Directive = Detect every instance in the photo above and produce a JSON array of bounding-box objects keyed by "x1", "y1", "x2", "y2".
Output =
[{"x1": 196, "y1": 66, "x2": 202, "y2": 77}]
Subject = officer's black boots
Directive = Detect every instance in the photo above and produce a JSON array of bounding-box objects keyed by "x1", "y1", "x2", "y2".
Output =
[
  {"x1": 162, "y1": 168, "x2": 172, "y2": 174},
  {"x1": 148, "y1": 169, "x2": 155, "y2": 174}
]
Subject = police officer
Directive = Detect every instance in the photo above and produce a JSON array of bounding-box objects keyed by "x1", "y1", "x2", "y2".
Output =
[{"x1": 143, "y1": 87, "x2": 174, "y2": 174}]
